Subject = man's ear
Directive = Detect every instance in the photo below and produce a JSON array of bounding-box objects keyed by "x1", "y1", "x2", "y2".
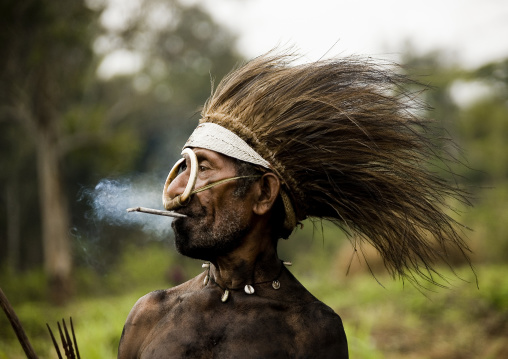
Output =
[{"x1": 252, "y1": 173, "x2": 280, "y2": 216}]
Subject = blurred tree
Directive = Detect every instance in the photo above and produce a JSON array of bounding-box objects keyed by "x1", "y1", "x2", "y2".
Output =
[
  {"x1": 90, "y1": 0, "x2": 242, "y2": 173},
  {"x1": 399, "y1": 47, "x2": 508, "y2": 263},
  {"x1": 457, "y1": 59, "x2": 508, "y2": 184},
  {"x1": 400, "y1": 47, "x2": 508, "y2": 182},
  {"x1": 0, "y1": 0, "x2": 99, "y2": 303},
  {"x1": 399, "y1": 48, "x2": 465, "y2": 161},
  {"x1": 65, "y1": 0, "x2": 242, "y2": 271},
  {"x1": 0, "y1": 0, "x2": 241, "y2": 303}
]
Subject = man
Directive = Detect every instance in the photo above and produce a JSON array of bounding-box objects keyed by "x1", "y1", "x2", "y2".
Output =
[{"x1": 118, "y1": 52, "x2": 470, "y2": 358}]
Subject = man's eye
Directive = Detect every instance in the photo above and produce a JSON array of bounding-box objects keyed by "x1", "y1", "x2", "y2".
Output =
[{"x1": 199, "y1": 165, "x2": 207, "y2": 172}]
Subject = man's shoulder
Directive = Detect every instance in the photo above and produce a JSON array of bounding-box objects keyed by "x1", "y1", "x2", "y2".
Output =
[
  {"x1": 128, "y1": 289, "x2": 172, "y2": 320},
  {"x1": 131, "y1": 274, "x2": 203, "y2": 315},
  {"x1": 303, "y1": 300, "x2": 345, "y2": 331},
  {"x1": 275, "y1": 270, "x2": 346, "y2": 336},
  {"x1": 118, "y1": 274, "x2": 205, "y2": 358},
  {"x1": 267, "y1": 274, "x2": 348, "y2": 358},
  {"x1": 292, "y1": 300, "x2": 348, "y2": 358}
]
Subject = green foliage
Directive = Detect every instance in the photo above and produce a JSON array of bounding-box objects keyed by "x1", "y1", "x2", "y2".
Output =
[
  {"x1": 396, "y1": 48, "x2": 508, "y2": 267},
  {"x1": 457, "y1": 97, "x2": 508, "y2": 182},
  {"x1": 0, "y1": 268, "x2": 48, "y2": 304},
  {"x1": 0, "y1": 0, "x2": 242, "y2": 277},
  {"x1": 101, "y1": 242, "x2": 201, "y2": 295},
  {"x1": 0, "y1": 294, "x2": 133, "y2": 359},
  {"x1": 0, "y1": 242, "x2": 200, "y2": 358},
  {"x1": 310, "y1": 264, "x2": 508, "y2": 358},
  {"x1": 2, "y1": 248, "x2": 507, "y2": 358},
  {"x1": 280, "y1": 220, "x2": 347, "y2": 274},
  {"x1": 478, "y1": 265, "x2": 508, "y2": 312}
]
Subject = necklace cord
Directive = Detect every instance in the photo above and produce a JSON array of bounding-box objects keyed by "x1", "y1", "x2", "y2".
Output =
[
  {"x1": 191, "y1": 175, "x2": 260, "y2": 195},
  {"x1": 207, "y1": 260, "x2": 285, "y2": 292}
]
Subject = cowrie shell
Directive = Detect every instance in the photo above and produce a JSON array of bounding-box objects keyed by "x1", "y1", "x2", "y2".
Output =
[
  {"x1": 272, "y1": 280, "x2": 281, "y2": 290},
  {"x1": 221, "y1": 289, "x2": 230, "y2": 302},
  {"x1": 244, "y1": 285, "x2": 255, "y2": 294}
]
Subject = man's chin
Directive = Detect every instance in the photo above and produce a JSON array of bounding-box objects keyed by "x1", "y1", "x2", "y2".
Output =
[
  {"x1": 175, "y1": 244, "x2": 212, "y2": 261},
  {"x1": 172, "y1": 219, "x2": 206, "y2": 259},
  {"x1": 173, "y1": 231, "x2": 213, "y2": 261}
]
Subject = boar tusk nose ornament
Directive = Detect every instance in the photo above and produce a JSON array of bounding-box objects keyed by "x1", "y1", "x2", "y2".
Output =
[
  {"x1": 163, "y1": 148, "x2": 199, "y2": 211},
  {"x1": 162, "y1": 148, "x2": 261, "y2": 212}
]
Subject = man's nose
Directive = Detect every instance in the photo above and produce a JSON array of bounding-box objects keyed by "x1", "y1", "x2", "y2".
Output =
[{"x1": 166, "y1": 167, "x2": 189, "y2": 200}]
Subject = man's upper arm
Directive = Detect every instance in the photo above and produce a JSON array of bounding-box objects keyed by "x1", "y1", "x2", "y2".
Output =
[
  {"x1": 321, "y1": 312, "x2": 349, "y2": 358},
  {"x1": 305, "y1": 302, "x2": 349, "y2": 359}
]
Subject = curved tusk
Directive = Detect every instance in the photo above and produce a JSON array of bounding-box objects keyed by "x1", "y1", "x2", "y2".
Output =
[
  {"x1": 162, "y1": 148, "x2": 198, "y2": 210},
  {"x1": 162, "y1": 158, "x2": 184, "y2": 209},
  {"x1": 179, "y1": 148, "x2": 199, "y2": 204}
]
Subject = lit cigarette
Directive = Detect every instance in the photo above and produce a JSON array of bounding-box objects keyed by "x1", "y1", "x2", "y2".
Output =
[{"x1": 126, "y1": 207, "x2": 187, "y2": 218}]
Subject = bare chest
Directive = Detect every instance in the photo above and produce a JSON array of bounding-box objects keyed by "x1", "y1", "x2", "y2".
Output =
[{"x1": 139, "y1": 290, "x2": 306, "y2": 358}]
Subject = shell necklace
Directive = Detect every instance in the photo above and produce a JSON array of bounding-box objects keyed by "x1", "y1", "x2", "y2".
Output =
[{"x1": 202, "y1": 260, "x2": 292, "y2": 302}]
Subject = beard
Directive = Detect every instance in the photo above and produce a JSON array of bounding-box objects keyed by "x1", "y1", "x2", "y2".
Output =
[{"x1": 171, "y1": 198, "x2": 251, "y2": 261}]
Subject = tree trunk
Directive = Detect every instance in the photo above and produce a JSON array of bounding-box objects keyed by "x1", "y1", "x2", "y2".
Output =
[
  {"x1": 6, "y1": 181, "x2": 21, "y2": 272},
  {"x1": 36, "y1": 127, "x2": 72, "y2": 305}
]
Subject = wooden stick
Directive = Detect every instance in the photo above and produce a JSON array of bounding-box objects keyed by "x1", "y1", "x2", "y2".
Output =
[
  {"x1": 47, "y1": 318, "x2": 81, "y2": 359},
  {"x1": 46, "y1": 323, "x2": 63, "y2": 359},
  {"x1": 57, "y1": 322, "x2": 71, "y2": 358},
  {"x1": 70, "y1": 317, "x2": 80, "y2": 359},
  {"x1": 61, "y1": 319, "x2": 75, "y2": 359},
  {"x1": 126, "y1": 207, "x2": 187, "y2": 218},
  {"x1": 0, "y1": 287, "x2": 39, "y2": 359}
]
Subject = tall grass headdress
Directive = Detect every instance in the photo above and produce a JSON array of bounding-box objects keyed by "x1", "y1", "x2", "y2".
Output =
[{"x1": 165, "y1": 51, "x2": 472, "y2": 285}]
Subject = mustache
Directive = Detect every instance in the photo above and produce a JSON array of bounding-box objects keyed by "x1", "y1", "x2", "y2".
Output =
[{"x1": 174, "y1": 197, "x2": 206, "y2": 218}]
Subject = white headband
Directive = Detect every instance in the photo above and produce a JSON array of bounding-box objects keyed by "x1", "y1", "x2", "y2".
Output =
[{"x1": 184, "y1": 122, "x2": 270, "y2": 169}]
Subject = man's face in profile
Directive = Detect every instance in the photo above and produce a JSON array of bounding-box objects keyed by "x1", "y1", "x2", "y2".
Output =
[{"x1": 170, "y1": 149, "x2": 253, "y2": 261}]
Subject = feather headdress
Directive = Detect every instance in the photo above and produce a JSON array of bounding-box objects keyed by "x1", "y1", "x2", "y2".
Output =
[{"x1": 193, "y1": 51, "x2": 471, "y2": 284}]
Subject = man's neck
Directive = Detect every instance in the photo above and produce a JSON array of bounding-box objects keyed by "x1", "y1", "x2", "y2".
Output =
[{"x1": 209, "y1": 233, "x2": 280, "y2": 290}]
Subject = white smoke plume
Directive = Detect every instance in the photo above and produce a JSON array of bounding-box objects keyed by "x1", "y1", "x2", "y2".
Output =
[{"x1": 81, "y1": 176, "x2": 174, "y2": 239}]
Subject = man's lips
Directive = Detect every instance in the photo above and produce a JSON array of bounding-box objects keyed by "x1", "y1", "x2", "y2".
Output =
[
  {"x1": 173, "y1": 210, "x2": 191, "y2": 218},
  {"x1": 173, "y1": 204, "x2": 200, "y2": 218},
  {"x1": 170, "y1": 195, "x2": 207, "y2": 219}
]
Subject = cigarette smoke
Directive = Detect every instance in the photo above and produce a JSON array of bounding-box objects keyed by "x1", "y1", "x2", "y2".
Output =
[{"x1": 80, "y1": 176, "x2": 174, "y2": 239}]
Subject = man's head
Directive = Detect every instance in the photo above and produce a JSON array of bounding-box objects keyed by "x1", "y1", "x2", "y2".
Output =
[
  {"x1": 162, "y1": 51, "x2": 472, "y2": 285},
  {"x1": 167, "y1": 148, "x2": 282, "y2": 261}
]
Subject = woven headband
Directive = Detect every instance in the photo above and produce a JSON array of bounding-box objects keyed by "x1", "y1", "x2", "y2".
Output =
[{"x1": 183, "y1": 123, "x2": 271, "y2": 169}]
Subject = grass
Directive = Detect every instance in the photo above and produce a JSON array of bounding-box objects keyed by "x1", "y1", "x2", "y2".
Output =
[
  {"x1": 308, "y1": 264, "x2": 508, "y2": 359},
  {"x1": 2, "y1": 243, "x2": 508, "y2": 358}
]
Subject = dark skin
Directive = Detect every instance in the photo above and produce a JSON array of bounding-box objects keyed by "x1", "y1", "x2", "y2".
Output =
[{"x1": 118, "y1": 148, "x2": 348, "y2": 358}]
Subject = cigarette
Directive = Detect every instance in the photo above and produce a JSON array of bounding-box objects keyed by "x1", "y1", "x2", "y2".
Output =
[{"x1": 126, "y1": 207, "x2": 187, "y2": 218}]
